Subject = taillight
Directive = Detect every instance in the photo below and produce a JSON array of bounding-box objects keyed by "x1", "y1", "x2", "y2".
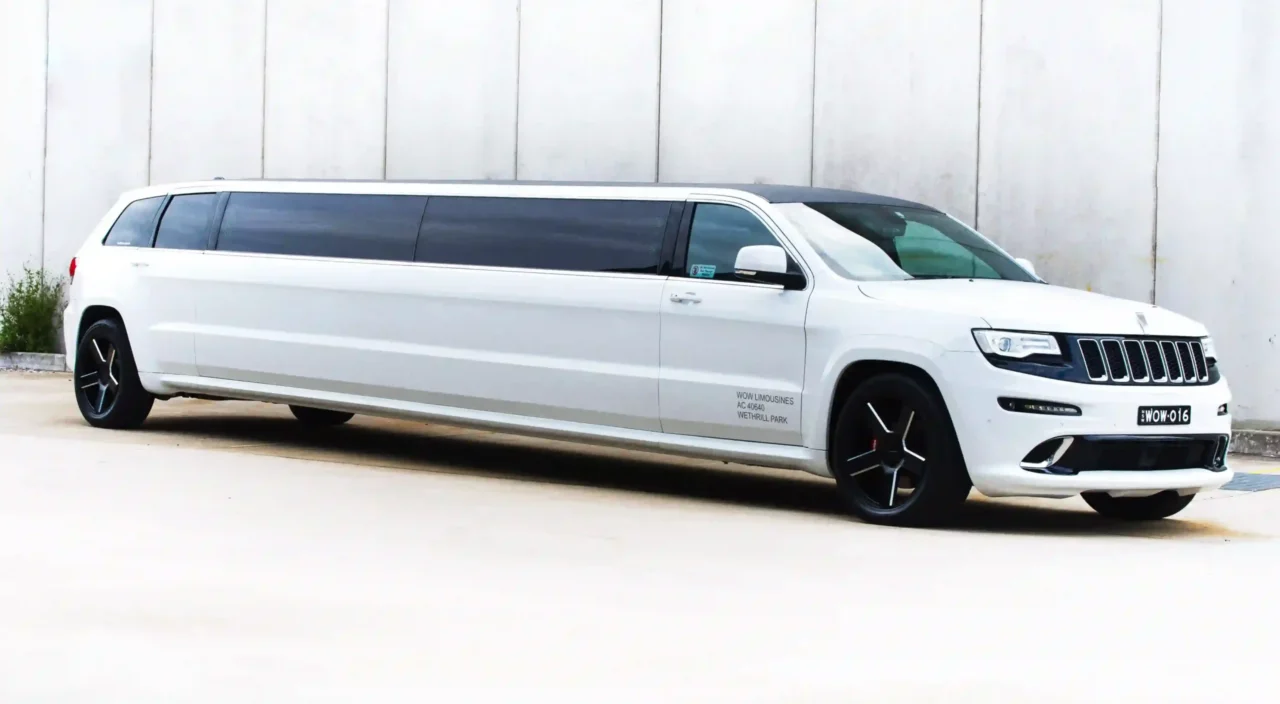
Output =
[{"x1": 69, "y1": 257, "x2": 77, "y2": 281}]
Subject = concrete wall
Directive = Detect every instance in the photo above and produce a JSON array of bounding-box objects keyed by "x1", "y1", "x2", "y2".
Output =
[
  {"x1": 517, "y1": 0, "x2": 660, "y2": 181},
  {"x1": 43, "y1": 0, "x2": 153, "y2": 277},
  {"x1": 1, "y1": 0, "x2": 1278, "y2": 426},
  {"x1": 813, "y1": 0, "x2": 981, "y2": 224},
  {"x1": 0, "y1": 0, "x2": 48, "y2": 276},
  {"x1": 658, "y1": 0, "x2": 815, "y2": 184},
  {"x1": 386, "y1": 0, "x2": 518, "y2": 180},
  {"x1": 151, "y1": 0, "x2": 266, "y2": 183},
  {"x1": 1156, "y1": 0, "x2": 1280, "y2": 424},
  {"x1": 978, "y1": 0, "x2": 1161, "y2": 304}
]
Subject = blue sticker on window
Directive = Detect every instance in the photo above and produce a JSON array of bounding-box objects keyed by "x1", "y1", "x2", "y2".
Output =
[{"x1": 690, "y1": 264, "x2": 716, "y2": 278}]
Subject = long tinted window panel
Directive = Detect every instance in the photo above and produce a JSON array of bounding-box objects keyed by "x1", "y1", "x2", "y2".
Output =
[
  {"x1": 217, "y1": 192, "x2": 427, "y2": 261},
  {"x1": 416, "y1": 197, "x2": 671, "y2": 274},
  {"x1": 102, "y1": 197, "x2": 164, "y2": 247},
  {"x1": 154, "y1": 194, "x2": 217, "y2": 250}
]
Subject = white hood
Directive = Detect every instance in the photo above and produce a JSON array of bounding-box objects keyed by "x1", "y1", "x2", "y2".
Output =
[{"x1": 857, "y1": 280, "x2": 1207, "y2": 337}]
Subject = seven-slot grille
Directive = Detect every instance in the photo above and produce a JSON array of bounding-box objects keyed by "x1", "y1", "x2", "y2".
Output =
[{"x1": 1077, "y1": 337, "x2": 1210, "y2": 384}]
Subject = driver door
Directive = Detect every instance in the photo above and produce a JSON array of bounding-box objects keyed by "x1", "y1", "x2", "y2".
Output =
[{"x1": 659, "y1": 200, "x2": 811, "y2": 445}]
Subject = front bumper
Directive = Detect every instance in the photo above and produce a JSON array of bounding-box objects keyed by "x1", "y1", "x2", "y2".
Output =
[{"x1": 941, "y1": 351, "x2": 1234, "y2": 498}]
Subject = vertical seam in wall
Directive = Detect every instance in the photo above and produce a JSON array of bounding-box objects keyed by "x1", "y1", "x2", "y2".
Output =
[
  {"x1": 1151, "y1": 0, "x2": 1164, "y2": 304},
  {"x1": 973, "y1": 0, "x2": 985, "y2": 229},
  {"x1": 654, "y1": 0, "x2": 664, "y2": 182},
  {"x1": 40, "y1": 0, "x2": 50, "y2": 271},
  {"x1": 146, "y1": 0, "x2": 156, "y2": 184},
  {"x1": 382, "y1": 0, "x2": 391, "y2": 179},
  {"x1": 260, "y1": 0, "x2": 268, "y2": 177},
  {"x1": 808, "y1": 0, "x2": 818, "y2": 187},
  {"x1": 512, "y1": 0, "x2": 522, "y2": 180}
]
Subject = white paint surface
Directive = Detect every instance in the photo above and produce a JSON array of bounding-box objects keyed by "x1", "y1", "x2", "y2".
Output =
[
  {"x1": 263, "y1": 0, "x2": 387, "y2": 179},
  {"x1": 1156, "y1": 0, "x2": 1280, "y2": 425},
  {"x1": 43, "y1": 0, "x2": 152, "y2": 275},
  {"x1": 151, "y1": 0, "x2": 266, "y2": 183},
  {"x1": 813, "y1": 0, "x2": 981, "y2": 224},
  {"x1": 977, "y1": 0, "x2": 1160, "y2": 301},
  {"x1": 516, "y1": 0, "x2": 660, "y2": 181},
  {"x1": 658, "y1": 0, "x2": 815, "y2": 184},
  {"x1": 386, "y1": 0, "x2": 518, "y2": 180},
  {"x1": 0, "y1": 0, "x2": 48, "y2": 277}
]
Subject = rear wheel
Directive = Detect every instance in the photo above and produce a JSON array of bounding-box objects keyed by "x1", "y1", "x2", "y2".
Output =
[
  {"x1": 1082, "y1": 491, "x2": 1195, "y2": 520},
  {"x1": 289, "y1": 405, "x2": 354, "y2": 427},
  {"x1": 830, "y1": 373, "x2": 971, "y2": 526},
  {"x1": 74, "y1": 318, "x2": 153, "y2": 429}
]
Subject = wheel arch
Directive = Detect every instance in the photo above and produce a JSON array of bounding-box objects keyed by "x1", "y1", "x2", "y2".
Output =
[
  {"x1": 825, "y1": 360, "x2": 949, "y2": 458},
  {"x1": 76, "y1": 305, "x2": 125, "y2": 346}
]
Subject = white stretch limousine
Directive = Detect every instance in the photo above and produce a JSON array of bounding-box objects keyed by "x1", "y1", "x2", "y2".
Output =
[{"x1": 64, "y1": 180, "x2": 1233, "y2": 526}]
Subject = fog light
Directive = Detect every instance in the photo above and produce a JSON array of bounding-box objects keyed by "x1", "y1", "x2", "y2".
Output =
[
  {"x1": 1218, "y1": 403, "x2": 1229, "y2": 416},
  {"x1": 998, "y1": 398, "x2": 1082, "y2": 416}
]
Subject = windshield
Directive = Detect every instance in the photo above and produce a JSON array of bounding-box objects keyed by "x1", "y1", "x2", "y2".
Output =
[{"x1": 776, "y1": 202, "x2": 1037, "y2": 282}]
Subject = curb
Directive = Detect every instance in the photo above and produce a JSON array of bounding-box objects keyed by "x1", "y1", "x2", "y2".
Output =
[
  {"x1": 1232, "y1": 429, "x2": 1280, "y2": 459},
  {"x1": 0, "y1": 352, "x2": 68, "y2": 372}
]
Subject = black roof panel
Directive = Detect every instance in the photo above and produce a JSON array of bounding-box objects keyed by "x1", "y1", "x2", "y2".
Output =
[{"x1": 211, "y1": 178, "x2": 937, "y2": 210}]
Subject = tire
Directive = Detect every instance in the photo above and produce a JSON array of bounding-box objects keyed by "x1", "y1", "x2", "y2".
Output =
[
  {"x1": 289, "y1": 405, "x2": 354, "y2": 427},
  {"x1": 73, "y1": 317, "x2": 154, "y2": 429},
  {"x1": 830, "y1": 373, "x2": 971, "y2": 526},
  {"x1": 1082, "y1": 491, "x2": 1194, "y2": 521}
]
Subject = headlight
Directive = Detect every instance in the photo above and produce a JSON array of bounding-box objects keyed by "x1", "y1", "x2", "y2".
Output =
[
  {"x1": 1201, "y1": 336, "x2": 1217, "y2": 360},
  {"x1": 973, "y1": 329, "x2": 1062, "y2": 358}
]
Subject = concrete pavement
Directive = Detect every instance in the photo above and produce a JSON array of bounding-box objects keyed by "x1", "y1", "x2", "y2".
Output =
[{"x1": 1, "y1": 371, "x2": 1278, "y2": 702}]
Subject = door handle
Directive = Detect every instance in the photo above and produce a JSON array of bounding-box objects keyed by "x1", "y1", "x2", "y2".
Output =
[
  {"x1": 130, "y1": 261, "x2": 149, "y2": 268},
  {"x1": 670, "y1": 292, "x2": 701, "y2": 304}
]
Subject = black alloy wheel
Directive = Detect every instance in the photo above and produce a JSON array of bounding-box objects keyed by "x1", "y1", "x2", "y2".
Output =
[
  {"x1": 831, "y1": 373, "x2": 970, "y2": 526},
  {"x1": 77, "y1": 336, "x2": 122, "y2": 417},
  {"x1": 74, "y1": 318, "x2": 154, "y2": 429},
  {"x1": 843, "y1": 397, "x2": 928, "y2": 511}
]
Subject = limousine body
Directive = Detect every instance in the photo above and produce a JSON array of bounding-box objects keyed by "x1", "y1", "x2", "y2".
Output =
[{"x1": 63, "y1": 179, "x2": 1233, "y2": 525}]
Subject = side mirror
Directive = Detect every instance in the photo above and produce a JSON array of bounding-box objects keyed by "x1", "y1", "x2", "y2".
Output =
[
  {"x1": 734, "y1": 245, "x2": 806, "y2": 290},
  {"x1": 1015, "y1": 257, "x2": 1037, "y2": 277}
]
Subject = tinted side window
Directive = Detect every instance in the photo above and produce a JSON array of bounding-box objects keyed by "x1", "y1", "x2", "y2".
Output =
[
  {"x1": 683, "y1": 203, "x2": 785, "y2": 281},
  {"x1": 416, "y1": 197, "x2": 670, "y2": 274},
  {"x1": 102, "y1": 197, "x2": 164, "y2": 247},
  {"x1": 154, "y1": 194, "x2": 218, "y2": 250},
  {"x1": 217, "y1": 192, "x2": 427, "y2": 261}
]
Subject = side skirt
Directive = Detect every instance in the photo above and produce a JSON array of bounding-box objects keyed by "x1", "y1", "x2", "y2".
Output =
[{"x1": 151, "y1": 374, "x2": 833, "y2": 477}]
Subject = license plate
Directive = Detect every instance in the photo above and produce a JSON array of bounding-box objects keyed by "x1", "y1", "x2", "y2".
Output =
[{"x1": 1137, "y1": 405, "x2": 1191, "y2": 426}]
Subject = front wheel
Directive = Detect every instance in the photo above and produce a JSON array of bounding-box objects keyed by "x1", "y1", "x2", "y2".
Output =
[
  {"x1": 830, "y1": 373, "x2": 971, "y2": 526},
  {"x1": 1082, "y1": 491, "x2": 1195, "y2": 520}
]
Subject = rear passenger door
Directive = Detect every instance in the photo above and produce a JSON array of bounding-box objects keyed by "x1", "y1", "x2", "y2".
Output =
[
  {"x1": 659, "y1": 199, "x2": 811, "y2": 445},
  {"x1": 408, "y1": 196, "x2": 673, "y2": 432}
]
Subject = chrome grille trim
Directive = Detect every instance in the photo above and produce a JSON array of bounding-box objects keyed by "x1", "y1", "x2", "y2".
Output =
[
  {"x1": 1142, "y1": 340, "x2": 1167, "y2": 382},
  {"x1": 1100, "y1": 339, "x2": 1129, "y2": 381},
  {"x1": 1189, "y1": 341, "x2": 1209, "y2": 381},
  {"x1": 1075, "y1": 336, "x2": 1212, "y2": 385},
  {"x1": 1077, "y1": 339, "x2": 1108, "y2": 381}
]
